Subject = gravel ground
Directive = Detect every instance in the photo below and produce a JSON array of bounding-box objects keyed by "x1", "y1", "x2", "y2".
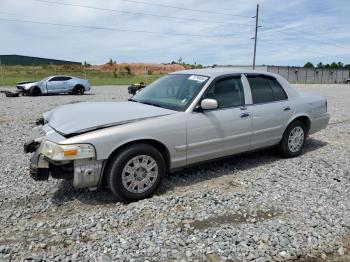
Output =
[{"x1": 0, "y1": 84, "x2": 349, "y2": 261}]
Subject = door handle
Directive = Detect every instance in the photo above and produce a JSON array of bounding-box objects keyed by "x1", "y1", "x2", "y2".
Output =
[
  {"x1": 240, "y1": 112, "x2": 251, "y2": 118},
  {"x1": 283, "y1": 106, "x2": 291, "y2": 111}
]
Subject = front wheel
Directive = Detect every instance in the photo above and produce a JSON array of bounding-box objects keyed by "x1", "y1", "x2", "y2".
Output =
[
  {"x1": 279, "y1": 120, "x2": 307, "y2": 157},
  {"x1": 29, "y1": 86, "x2": 41, "y2": 96},
  {"x1": 105, "y1": 144, "x2": 166, "y2": 202},
  {"x1": 72, "y1": 85, "x2": 84, "y2": 95}
]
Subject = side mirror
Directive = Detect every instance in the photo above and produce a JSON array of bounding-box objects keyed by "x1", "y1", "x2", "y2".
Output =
[{"x1": 201, "y1": 98, "x2": 218, "y2": 110}]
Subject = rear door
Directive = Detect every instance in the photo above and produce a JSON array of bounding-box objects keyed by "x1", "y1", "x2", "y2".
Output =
[
  {"x1": 244, "y1": 74, "x2": 294, "y2": 149},
  {"x1": 186, "y1": 75, "x2": 252, "y2": 164}
]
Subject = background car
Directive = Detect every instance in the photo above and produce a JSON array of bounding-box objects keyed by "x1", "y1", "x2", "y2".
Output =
[
  {"x1": 344, "y1": 77, "x2": 350, "y2": 84},
  {"x1": 25, "y1": 69, "x2": 330, "y2": 202},
  {"x1": 16, "y1": 75, "x2": 90, "y2": 96}
]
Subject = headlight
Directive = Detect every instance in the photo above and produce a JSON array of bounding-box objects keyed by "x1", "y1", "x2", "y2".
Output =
[{"x1": 41, "y1": 141, "x2": 95, "y2": 161}]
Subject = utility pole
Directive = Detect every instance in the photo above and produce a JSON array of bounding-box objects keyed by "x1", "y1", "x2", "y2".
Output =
[{"x1": 252, "y1": 3, "x2": 260, "y2": 70}]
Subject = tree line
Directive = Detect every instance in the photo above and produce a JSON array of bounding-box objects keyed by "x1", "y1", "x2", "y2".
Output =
[{"x1": 304, "y1": 62, "x2": 350, "y2": 69}]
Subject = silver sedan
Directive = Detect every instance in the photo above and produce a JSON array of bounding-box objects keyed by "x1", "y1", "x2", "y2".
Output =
[
  {"x1": 16, "y1": 75, "x2": 90, "y2": 96},
  {"x1": 25, "y1": 69, "x2": 330, "y2": 202}
]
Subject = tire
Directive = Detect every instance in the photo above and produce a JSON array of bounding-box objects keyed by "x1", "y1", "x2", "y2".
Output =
[
  {"x1": 279, "y1": 120, "x2": 307, "y2": 158},
  {"x1": 105, "y1": 144, "x2": 166, "y2": 202},
  {"x1": 72, "y1": 85, "x2": 84, "y2": 95},
  {"x1": 29, "y1": 86, "x2": 41, "y2": 96}
]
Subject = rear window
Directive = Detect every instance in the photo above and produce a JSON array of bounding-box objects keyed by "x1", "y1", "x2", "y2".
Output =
[
  {"x1": 268, "y1": 78, "x2": 288, "y2": 101},
  {"x1": 247, "y1": 76, "x2": 274, "y2": 104},
  {"x1": 247, "y1": 75, "x2": 287, "y2": 104}
]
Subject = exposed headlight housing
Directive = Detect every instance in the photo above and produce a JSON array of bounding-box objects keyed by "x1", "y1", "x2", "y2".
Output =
[{"x1": 41, "y1": 141, "x2": 95, "y2": 161}]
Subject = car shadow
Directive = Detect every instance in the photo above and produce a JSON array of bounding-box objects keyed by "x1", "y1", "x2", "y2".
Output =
[
  {"x1": 50, "y1": 137, "x2": 328, "y2": 205},
  {"x1": 157, "y1": 137, "x2": 328, "y2": 195},
  {"x1": 51, "y1": 181, "x2": 118, "y2": 207},
  {"x1": 35, "y1": 93, "x2": 95, "y2": 97}
]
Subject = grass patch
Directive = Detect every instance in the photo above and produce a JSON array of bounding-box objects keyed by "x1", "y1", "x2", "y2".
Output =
[{"x1": 0, "y1": 65, "x2": 164, "y2": 86}]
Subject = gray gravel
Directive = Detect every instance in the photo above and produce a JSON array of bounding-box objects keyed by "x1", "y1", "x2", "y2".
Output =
[{"x1": 0, "y1": 84, "x2": 349, "y2": 261}]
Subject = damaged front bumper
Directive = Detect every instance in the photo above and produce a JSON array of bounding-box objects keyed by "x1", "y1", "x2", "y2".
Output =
[{"x1": 26, "y1": 125, "x2": 104, "y2": 189}]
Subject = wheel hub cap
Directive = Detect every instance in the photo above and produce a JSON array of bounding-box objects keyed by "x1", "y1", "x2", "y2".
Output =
[
  {"x1": 122, "y1": 155, "x2": 159, "y2": 194},
  {"x1": 288, "y1": 126, "x2": 305, "y2": 153}
]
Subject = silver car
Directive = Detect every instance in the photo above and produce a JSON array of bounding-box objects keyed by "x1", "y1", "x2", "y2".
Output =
[
  {"x1": 16, "y1": 75, "x2": 90, "y2": 96},
  {"x1": 25, "y1": 69, "x2": 330, "y2": 201}
]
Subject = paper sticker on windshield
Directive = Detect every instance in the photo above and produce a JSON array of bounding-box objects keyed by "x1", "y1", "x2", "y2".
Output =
[{"x1": 188, "y1": 75, "x2": 208, "y2": 82}]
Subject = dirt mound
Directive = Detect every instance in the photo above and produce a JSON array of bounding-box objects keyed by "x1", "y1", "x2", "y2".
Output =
[{"x1": 96, "y1": 63, "x2": 186, "y2": 74}]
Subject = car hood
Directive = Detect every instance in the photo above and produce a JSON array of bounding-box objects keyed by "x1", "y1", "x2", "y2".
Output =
[
  {"x1": 43, "y1": 101, "x2": 176, "y2": 136},
  {"x1": 17, "y1": 81, "x2": 39, "y2": 89}
]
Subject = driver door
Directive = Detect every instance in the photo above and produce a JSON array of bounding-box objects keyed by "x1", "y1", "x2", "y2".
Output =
[
  {"x1": 46, "y1": 76, "x2": 63, "y2": 93},
  {"x1": 186, "y1": 75, "x2": 252, "y2": 165}
]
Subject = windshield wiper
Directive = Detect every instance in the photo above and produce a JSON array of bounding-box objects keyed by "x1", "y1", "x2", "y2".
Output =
[
  {"x1": 140, "y1": 101, "x2": 162, "y2": 108},
  {"x1": 128, "y1": 98, "x2": 162, "y2": 108}
]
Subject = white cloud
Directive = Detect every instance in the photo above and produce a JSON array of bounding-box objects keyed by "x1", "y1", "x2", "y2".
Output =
[{"x1": 0, "y1": 0, "x2": 349, "y2": 65}]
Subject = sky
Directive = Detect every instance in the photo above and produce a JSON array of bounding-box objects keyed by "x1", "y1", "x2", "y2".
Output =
[{"x1": 0, "y1": 0, "x2": 350, "y2": 66}]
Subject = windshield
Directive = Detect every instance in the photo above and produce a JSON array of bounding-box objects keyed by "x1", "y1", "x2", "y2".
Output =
[
  {"x1": 132, "y1": 74, "x2": 209, "y2": 111},
  {"x1": 41, "y1": 76, "x2": 51, "y2": 82}
]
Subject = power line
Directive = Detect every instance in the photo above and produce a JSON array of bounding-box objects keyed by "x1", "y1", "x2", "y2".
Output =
[
  {"x1": 31, "y1": 0, "x2": 254, "y2": 27},
  {"x1": 260, "y1": 25, "x2": 350, "y2": 51},
  {"x1": 0, "y1": 11, "x2": 64, "y2": 23},
  {"x1": 0, "y1": 17, "x2": 249, "y2": 38},
  {"x1": 258, "y1": 38, "x2": 350, "y2": 62},
  {"x1": 117, "y1": 0, "x2": 253, "y2": 18},
  {"x1": 259, "y1": 19, "x2": 350, "y2": 51}
]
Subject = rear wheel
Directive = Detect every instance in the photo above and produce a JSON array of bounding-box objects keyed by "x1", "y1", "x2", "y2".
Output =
[
  {"x1": 105, "y1": 144, "x2": 166, "y2": 202},
  {"x1": 29, "y1": 86, "x2": 41, "y2": 96},
  {"x1": 72, "y1": 85, "x2": 84, "y2": 95},
  {"x1": 279, "y1": 120, "x2": 307, "y2": 157}
]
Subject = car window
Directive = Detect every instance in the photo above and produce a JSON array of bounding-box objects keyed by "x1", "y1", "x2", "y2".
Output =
[
  {"x1": 268, "y1": 78, "x2": 288, "y2": 100},
  {"x1": 204, "y1": 77, "x2": 245, "y2": 108},
  {"x1": 247, "y1": 76, "x2": 274, "y2": 104},
  {"x1": 60, "y1": 77, "x2": 71, "y2": 81},
  {"x1": 49, "y1": 77, "x2": 61, "y2": 82}
]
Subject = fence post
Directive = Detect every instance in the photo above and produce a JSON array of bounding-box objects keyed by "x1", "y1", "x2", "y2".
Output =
[
  {"x1": 287, "y1": 66, "x2": 290, "y2": 81},
  {"x1": 0, "y1": 59, "x2": 4, "y2": 86},
  {"x1": 314, "y1": 70, "x2": 316, "y2": 83},
  {"x1": 33, "y1": 64, "x2": 37, "y2": 80},
  {"x1": 335, "y1": 69, "x2": 338, "y2": 83},
  {"x1": 305, "y1": 68, "x2": 307, "y2": 83}
]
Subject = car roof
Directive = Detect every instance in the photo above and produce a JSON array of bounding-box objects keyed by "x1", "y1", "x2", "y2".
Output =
[
  {"x1": 48, "y1": 75, "x2": 77, "y2": 78},
  {"x1": 170, "y1": 67, "x2": 279, "y2": 78}
]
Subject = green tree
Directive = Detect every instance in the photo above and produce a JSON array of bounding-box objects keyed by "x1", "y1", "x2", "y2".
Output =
[
  {"x1": 304, "y1": 62, "x2": 314, "y2": 68},
  {"x1": 317, "y1": 62, "x2": 323, "y2": 68},
  {"x1": 330, "y1": 62, "x2": 338, "y2": 68}
]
